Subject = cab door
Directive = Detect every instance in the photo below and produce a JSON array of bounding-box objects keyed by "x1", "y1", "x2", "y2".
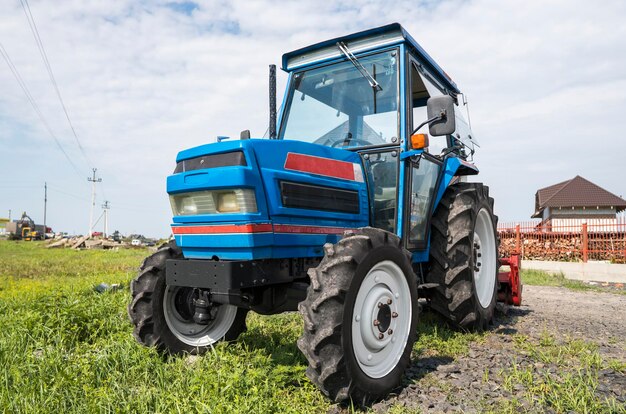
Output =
[
  {"x1": 361, "y1": 148, "x2": 400, "y2": 233},
  {"x1": 404, "y1": 57, "x2": 449, "y2": 249},
  {"x1": 405, "y1": 154, "x2": 442, "y2": 249}
]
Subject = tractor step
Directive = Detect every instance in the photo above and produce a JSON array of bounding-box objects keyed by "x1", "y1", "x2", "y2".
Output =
[{"x1": 417, "y1": 282, "x2": 439, "y2": 290}]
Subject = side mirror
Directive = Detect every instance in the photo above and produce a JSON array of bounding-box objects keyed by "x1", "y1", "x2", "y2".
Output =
[{"x1": 427, "y1": 96, "x2": 456, "y2": 136}]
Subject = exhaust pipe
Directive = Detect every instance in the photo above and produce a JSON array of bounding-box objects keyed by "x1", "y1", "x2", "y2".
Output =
[{"x1": 269, "y1": 64, "x2": 277, "y2": 139}]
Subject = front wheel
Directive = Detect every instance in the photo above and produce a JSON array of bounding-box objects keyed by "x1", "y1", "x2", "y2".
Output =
[
  {"x1": 128, "y1": 241, "x2": 247, "y2": 354},
  {"x1": 298, "y1": 227, "x2": 419, "y2": 405}
]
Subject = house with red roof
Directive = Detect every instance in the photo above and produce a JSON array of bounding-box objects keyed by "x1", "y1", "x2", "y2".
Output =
[{"x1": 532, "y1": 176, "x2": 626, "y2": 229}]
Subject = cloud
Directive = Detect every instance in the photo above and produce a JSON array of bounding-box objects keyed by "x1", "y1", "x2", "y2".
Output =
[{"x1": 1, "y1": 0, "x2": 625, "y2": 236}]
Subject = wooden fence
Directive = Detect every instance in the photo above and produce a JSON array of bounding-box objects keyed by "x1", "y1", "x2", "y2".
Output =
[{"x1": 498, "y1": 217, "x2": 626, "y2": 263}]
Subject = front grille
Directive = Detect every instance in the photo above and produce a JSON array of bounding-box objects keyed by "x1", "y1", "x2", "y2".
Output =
[
  {"x1": 174, "y1": 151, "x2": 247, "y2": 174},
  {"x1": 280, "y1": 181, "x2": 360, "y2": 214}
]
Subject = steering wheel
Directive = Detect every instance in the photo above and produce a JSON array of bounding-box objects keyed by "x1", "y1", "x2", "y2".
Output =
[{"x1": 330, "y1": 137, "x2": 373, "y2": 148}]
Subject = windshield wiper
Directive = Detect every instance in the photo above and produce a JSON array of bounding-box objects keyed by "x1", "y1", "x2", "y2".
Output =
[{"x1": 336, "y1": 42, "x2": 382, "y2": 92}]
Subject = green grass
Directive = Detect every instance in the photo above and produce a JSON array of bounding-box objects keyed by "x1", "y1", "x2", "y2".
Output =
[
  {"x1": 1, "y1": 241, "x2": 623, "y2": 413},
  {"x1": 0, "y1": 241, "x2": 333, "y2": 413},
  {"x1": 413, "y1": 312, "x2": 483, "y2": 359},
  {"x1": 0, "y1": 241, "x2": 484, "y2": 413},
  {"x1": 494, "y1": 331, "x2": 626, "y2": 413},
  {"x1": 521, "y1": 269, "x2": 626, "y2": 295}
]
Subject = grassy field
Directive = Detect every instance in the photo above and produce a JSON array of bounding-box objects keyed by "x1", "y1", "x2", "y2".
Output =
[
  {"x1": 0, "y1": 241, "x2": 484, "y2": 413},
  {"x1": 1, "y1": 241, "x2": 623, "y2": 413}
]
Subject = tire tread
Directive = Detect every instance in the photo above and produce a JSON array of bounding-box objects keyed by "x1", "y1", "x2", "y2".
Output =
[{"x1": 425, "y1": 182, "x2": 499, "y2": 330}]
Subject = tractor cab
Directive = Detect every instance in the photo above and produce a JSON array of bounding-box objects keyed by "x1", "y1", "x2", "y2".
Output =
[{"x1": 278, "y1": 23, "x2": 478, "y2": 246}]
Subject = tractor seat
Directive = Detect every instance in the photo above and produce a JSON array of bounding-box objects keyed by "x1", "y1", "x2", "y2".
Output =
[{"x1": 371, "y1": 161, "x2": 396, "y2": 189}]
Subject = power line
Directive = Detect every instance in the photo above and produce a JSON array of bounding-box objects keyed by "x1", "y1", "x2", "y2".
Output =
[
  {"x1": 107, "y1": 200, "x2": 152, "y2": 209},
  {"x1": 92, "y1": 209, "x2": 105, "y2": 228},
  {"x1": 110, "y1": 206, "x2": 146, "y2": 213},
  {"x1": 0, "y1": 42, "x2": 84, "y2": 178},
  {"x1": 47, "y1": 187, "x2": 89, "y2": 202},
  {"x1": 0, "y1": 179, "x2": 45, "y2": 184},
  {"x1": 49, "y1": 183, "x2": 149, "y2": 211},
  {"x1": 19, "y1": 0, "x2": 92, "y2": 167},
  {"x1": 99, "y1": 180, "x2": 108, "y2": 203},
  {"x1": 0, "y1": 185, "x2": 42, "y2": 189}
]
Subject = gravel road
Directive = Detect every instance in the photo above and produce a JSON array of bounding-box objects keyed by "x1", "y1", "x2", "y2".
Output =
[{"x1": 366, "y1": 286, "x2": 626, "y2": 413}]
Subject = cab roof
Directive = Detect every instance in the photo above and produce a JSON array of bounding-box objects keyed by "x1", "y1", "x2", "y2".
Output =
[{"x1": 281, "y1": 23, "x2": 460, "y2": 94}]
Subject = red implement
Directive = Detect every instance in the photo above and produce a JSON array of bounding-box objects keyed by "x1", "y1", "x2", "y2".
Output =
[{"x1": 497, "y1": 254, "x2": 523, "y2": 306}]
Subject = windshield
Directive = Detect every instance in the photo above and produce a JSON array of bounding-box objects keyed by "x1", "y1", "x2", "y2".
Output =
[{"x1": 279, "y1": 50, "x2": 399, "y2": 149}]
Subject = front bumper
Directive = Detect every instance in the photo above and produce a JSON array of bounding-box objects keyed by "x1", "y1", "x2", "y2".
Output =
[{"x1": 165, "y1": 258, "x2": 293, "y2": 290}]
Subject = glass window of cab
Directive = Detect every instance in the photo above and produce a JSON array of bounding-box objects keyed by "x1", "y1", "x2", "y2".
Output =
[{"x1": 280, "y1": 50, "x2": 399, "y2": 149}]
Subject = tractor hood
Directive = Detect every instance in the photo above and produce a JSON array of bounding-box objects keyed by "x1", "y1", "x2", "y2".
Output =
[{"x1": 167, "y1": 139, "x2": 368, "y2": 260}]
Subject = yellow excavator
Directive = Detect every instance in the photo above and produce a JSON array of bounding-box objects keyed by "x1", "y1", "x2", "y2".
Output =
[{"x1": 11, "y1": 212, "x2": 42, "y2": 241}]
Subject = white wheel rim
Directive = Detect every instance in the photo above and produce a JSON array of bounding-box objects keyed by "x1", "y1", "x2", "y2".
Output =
[
  {"x1": 473, "y1": 208, "x2": 497, "y2": 308},
  {"x1": 163, "y1": 286, "x2": 237, "y2": 347},
  {"x1": 351, "y1": 260, "x2": 411, "y2": 378}
]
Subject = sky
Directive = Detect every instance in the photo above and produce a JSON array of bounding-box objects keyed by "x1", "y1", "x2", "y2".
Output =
[{"x1": 1, "y1": 0, "x2": 625, "y2": 238}]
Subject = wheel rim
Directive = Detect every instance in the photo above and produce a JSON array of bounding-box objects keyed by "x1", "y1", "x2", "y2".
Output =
[
  {"x1": 351, "y1": 260, "x2": 412, "y2": 379},
  {"x1": 473, "y1": 208, "x2": 497, "y2": 308},
  {"x1": 163, "y1": 286, "x2": 237, "y2": 347}
]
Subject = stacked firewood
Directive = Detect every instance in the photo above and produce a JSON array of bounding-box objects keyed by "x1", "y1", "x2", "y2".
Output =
[
  {"x1": 498, "y1": 233, "x2": 582, "y2": 261},
  {"x1": 498, "y1": 232, "x2": 626, "y2": 263},
  {"x1": 46, "y1": 236, "x2": 126, "y2": 250}
]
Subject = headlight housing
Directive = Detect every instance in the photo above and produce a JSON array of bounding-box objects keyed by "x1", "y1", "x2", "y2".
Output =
[{"x1": 169, "y1": 189, "x2": 257, "y2": 216}]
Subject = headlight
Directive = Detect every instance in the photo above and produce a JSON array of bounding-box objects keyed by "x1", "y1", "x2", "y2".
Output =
[
  {"x1": 216, "y1": 191, "x2": 238, "y2": 212},
  {"x1": 170, "y1": 189, "x2": 257, "y2": 216}
]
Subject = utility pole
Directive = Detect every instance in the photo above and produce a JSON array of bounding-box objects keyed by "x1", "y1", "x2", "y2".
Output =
[
  {"x1": 102, "y1": 201, "x2": 110, "y2": 238},
  {"x1": 8, "y1": 209, "x2": 11, "y2": 221},
  {"x1": 87, "y1": 168, "x2": 102, "y2": 238},
  {"x1": 43, "y1": 182, "x2": 47, "y2": 239}
]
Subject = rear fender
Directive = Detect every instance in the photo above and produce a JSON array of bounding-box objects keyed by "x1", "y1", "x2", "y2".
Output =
[{"x1": 433, "y1": 157, "x2": 478, "y2": 208}]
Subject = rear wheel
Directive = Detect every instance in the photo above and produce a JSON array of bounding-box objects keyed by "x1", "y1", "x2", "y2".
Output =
[
  {"x1": 426, "y1": 182, "x2": 498, "y2": 331},
  {"x1": 128, "y1": 241, "x2": 247, "y2": 354},
  {"x1": 298, "y1": 227, "x2": 419, "y2": 405}
]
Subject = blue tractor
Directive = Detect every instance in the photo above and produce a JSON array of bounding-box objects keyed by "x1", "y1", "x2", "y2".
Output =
[{"x1": 129, "y1": 23, "x2": 520, "y2": 404}]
